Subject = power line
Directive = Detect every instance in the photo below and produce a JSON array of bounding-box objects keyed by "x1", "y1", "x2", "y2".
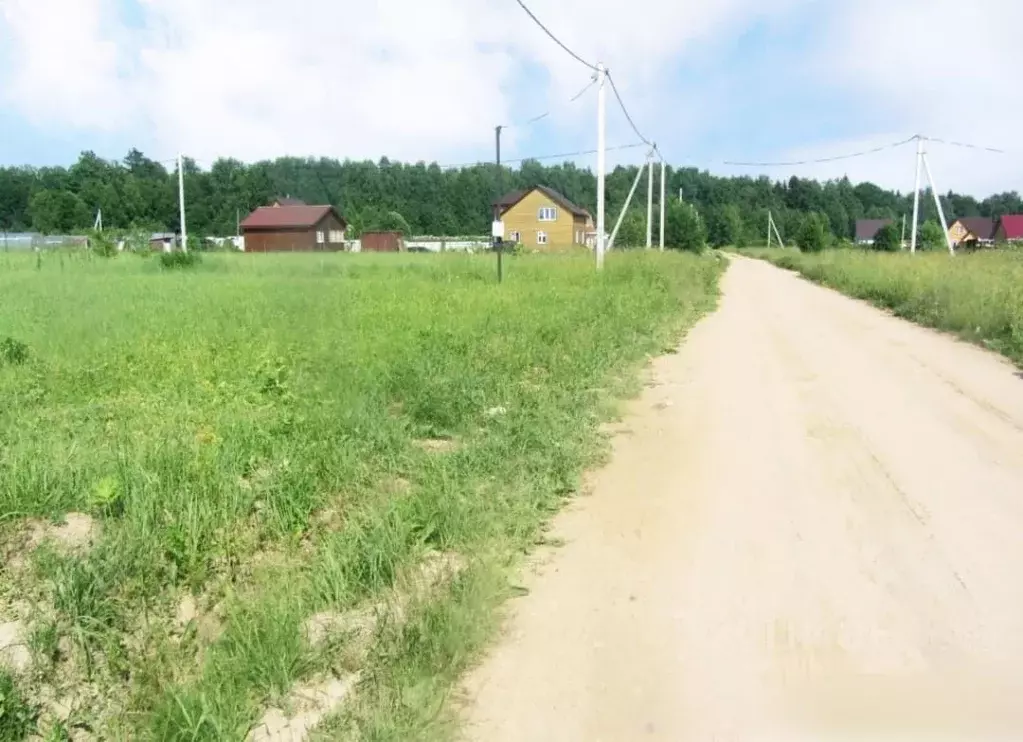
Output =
[
  {"x1": 511, "y1": 0, "x2": 598, "y2": 71},
  {"x1": 605, "y1": 72, "x2": 653, "y2": 149},
  {"x1": 723, "y1": 137, "x2": 918, "y2": 167},
  {"x1": 438, "y1": 142, "x2": 646, "y2": 170},
  {"x1": 927, "y1": 137, "x2": 1005, "y2": 154},
  {"x1": 519, "y1": 76, "x2": 597, "y2": 127}
]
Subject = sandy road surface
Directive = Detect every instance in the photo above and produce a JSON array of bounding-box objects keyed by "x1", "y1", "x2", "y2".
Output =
[{"x1": 462, "y1": 256, "x2": 1023, "y2": 741}]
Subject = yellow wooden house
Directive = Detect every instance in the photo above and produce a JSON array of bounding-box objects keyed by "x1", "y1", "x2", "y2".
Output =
[{"x1": 494, "y1": 186, "x2": 594, "y2": 250}]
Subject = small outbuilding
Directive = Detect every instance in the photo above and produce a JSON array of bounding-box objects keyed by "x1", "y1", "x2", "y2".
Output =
[
  {"x1": 241, "y1": 204, "x2": 348, "y2": 252},
  {"x1": 360, "y1": 231, "x2": 405, "y2": 253}
]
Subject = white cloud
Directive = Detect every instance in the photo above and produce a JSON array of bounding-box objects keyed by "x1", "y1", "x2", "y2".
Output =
[
  {"x1": 0, "y1": 0, "x2": 811, "y2": 166},
  {"x1": 777, "y1": 0, "x2": 1023, "y2": 196}
]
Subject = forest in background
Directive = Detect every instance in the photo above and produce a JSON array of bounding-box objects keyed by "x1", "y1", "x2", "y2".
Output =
[{"x1": 2, "y1": 149, "x2": 1022, "y2": 246}]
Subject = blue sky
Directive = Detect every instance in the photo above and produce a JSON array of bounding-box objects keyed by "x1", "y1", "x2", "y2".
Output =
[{"x1": 1, "y1": 0, "x2": 1019, "y2": 195}]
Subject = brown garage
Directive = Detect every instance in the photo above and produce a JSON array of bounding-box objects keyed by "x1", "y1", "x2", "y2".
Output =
[{"x1": 241, "y1": 204, "x2": 348, "y2": 252}]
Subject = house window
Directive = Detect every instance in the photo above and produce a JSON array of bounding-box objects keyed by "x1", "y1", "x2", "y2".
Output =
[
  {"x1": 538, "y1": 206, "x2": 558, "y2": 222},
  {"x1": 316, "y1": 231, "x2": 325, "y2": 244},
  {"x1": 536, "y1": 230, "x2": 548, "y2": 245},
  {"x1": 329, "y1": 229, "x2": 345, "y2": 243},
  {"x1": 510, "y1": 231, "x2": 520, "y2": 243}
]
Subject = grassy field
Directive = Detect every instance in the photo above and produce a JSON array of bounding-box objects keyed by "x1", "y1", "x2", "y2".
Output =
[
  {"x1": 0, "y1": 249, "x2": 722, "y2": 741},
  {"x1": 742, "y1": 247, "x2": 1023, "y2": 366}
]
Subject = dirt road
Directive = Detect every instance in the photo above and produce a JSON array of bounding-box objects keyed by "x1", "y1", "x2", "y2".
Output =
[{"x1": 462, "y1": 256, "x2": 1023, "y2": 741}]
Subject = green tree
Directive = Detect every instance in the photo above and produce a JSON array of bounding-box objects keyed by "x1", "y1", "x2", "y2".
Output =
[
  {"x1": 28, "y1": 189, "x2": 91, "y2": 233},
  {"x1": 797, "y1": 212, "x2": 828, "y2": 253},
  {"x1": 872, "y1": 223, "x2": 901, "y2": 252},
  {"x1": 918, "y1": 220, "x2": 946, "y2": 251},
  {"x1": 706, "y1": 204, "x2": 743, "y2": 247},
  {"x1": 615, "y1": 210, "x2": 645, "y2": 248},
  {"x1": 665, "y1": 201, "x2": 706, "y2": 252}
]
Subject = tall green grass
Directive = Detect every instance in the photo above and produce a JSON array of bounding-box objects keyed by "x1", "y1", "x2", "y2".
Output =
[
  {"x1": 0, "y1": 250, "x2": 722, "y2": 740},
  {"x1": 743, "y1": 248, "x2": 1023, "y2": 366}
]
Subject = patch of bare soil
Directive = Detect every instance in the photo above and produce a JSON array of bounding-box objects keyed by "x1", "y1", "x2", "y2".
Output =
[
  {"x1": 250, "y1": 551, "x2": 467, "y2": 742},
  {"x1": 0, "y1": 620, "x2": 30, "y2": 672}
]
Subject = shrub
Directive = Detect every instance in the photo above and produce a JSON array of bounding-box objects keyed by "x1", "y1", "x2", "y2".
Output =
[
  {"x1": 159, "y1": 251, "x2": 202, "y2": 270},
  {"x1": 872, "y1": 223, "x2": 901, "y2": 252},
  {"x1": 0, "y1": 337, "x2": 30, "y2": 366},
  {"x1": 797, "y1": 213, "x2": 828, "y2": 253}
]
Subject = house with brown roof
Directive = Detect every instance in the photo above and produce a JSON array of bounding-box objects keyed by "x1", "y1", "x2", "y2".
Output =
[
  {"x1": 494, "y1": 186, "x2": 594, "y2": 250},
  {"x1": 948, "y1": 217, "x2": 995, "y2": 248},
  {"x1": 240, "y1": 203, "x2": 348, "y2": 252},
  {"x1": 854, "y1": 218, "x2": 894, "y2": 245}
]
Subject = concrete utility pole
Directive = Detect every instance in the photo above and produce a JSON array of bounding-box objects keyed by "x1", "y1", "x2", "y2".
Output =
[
  {"x1": 659, "y1": 157, "x2": 666, "y2": 251},
  {"x1": 494, "y1": 125, "x2": 504, "y2": 282},
  {"x1": 608, "y1": 158, "x2": 647, "y2": 250},
  {"x1": 178, "y1": 153, "x2": 188, "y2": 252},
  {"x1": 921, "y1": 151, "x2": 954, "y2": 255},
  {"x1": 646, "y1": 153, "x2": 654, "y2": 248},
  {"x1": 595, "y1": 62, "x2": 607, "y2": 270},
  {"x1": 910, "y1": 137, "x2": 923, "y2": 254}
]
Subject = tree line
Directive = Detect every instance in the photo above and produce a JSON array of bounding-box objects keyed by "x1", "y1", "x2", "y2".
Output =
[{"x1": 2, "y1": 149, "x2": 1021, "y2": 248}]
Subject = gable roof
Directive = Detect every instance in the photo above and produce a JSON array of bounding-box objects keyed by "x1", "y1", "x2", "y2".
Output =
[
  {"x1": 854, "y1": 218, "x2": 893, "y2": 241},
  {"x1": 240, "y1": 205, "x2": 346, "y2": 230},
  {"x1": 494, "y1": 185, "x2": 592, "y2": 220},
  {"x1": 952, "y1": 216, "x2": 994, "y2": 240},
  {"x1": 998, "y1": 214, "x2": 1023, "y2": 239}
]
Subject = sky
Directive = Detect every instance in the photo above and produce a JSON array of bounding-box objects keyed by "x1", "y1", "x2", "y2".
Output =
[{"x1": 0, "y1": 0, "x2": 1019, "y2": 197}]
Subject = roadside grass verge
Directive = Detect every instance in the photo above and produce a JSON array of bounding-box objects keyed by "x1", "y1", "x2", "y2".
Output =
[
  {"x1": 741, "y1": 247, "x2": 1023, "y2": 366},
  {"x1": 0, "y1": 250, "x2": 723, "y2": 740}
]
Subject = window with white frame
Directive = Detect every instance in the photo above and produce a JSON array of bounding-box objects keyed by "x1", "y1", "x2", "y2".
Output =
[
  {"x1": 510, "y1": 231, "x2": 520, "y2": 243},
  {"x1": 316, "y1": 231, "x2": 325, "y2": 244},
  {"x1": 536, "y1": 230, "x2": 548, "y2": 245},
  {"x1": 329, "y1": 229, "x2": 345, "y2": 243},
  {"x1": 538, "y1": 206, "x2": 558, "y2": 222}
]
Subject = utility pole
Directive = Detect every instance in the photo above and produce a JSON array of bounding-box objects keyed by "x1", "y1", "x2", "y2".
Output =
[
  {"x1": 659, "y1": 157, "x2": 666, "y2": 251},
  {"x1": 595, "y1": 62, "x2": 607, "y2": 270},
  {"x1": 608, "y1": 158, "x2": 647, "y2": 250},
  {"x1": 921, "y1": 151, "x2": 954, "y2": 255},
  {"x1": 767, "y1": 211, "x2": 773, "y2": 248},
  {"x1": 646, "y1": 151, "x2": 654, "y2": 249},
  {"x1": 910, "y1": 136, "x2": 923, "y2": 254},
  {"x1": 178, "y1": 153, "x2": 188, "y2": 253},
  {"x1": 494, "y1": 125, "x2": 504, "y2": 282}
]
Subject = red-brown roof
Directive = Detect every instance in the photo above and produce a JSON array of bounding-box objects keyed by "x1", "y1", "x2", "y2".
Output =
[
  {"x1": 953, "y1": 216, "x2": 994, "y2": 240},
  {"x1": 240, "y1": 205, "x2": 345, "y2": 230},
  {"x1": 854, "y1": 219, "x2": 893, "y2": 241},
  {"x1": 998, "y1": 214, "x2": 1023, "y2": 240}
]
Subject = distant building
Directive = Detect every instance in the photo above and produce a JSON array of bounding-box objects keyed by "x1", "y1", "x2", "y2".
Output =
[
  {"x1": 240, "y1": 204, "x2": 348, "y2": 252},
  {"x1": 994, "y1": 215, "x2": 1023, "y2": 243},
  {"x1": 854, "y1": 219, "x2": 893, "y2": 245},
  {"x1": 494, "y1": 186, "x2": 594, "y2": 250},
  {"x1": 360, "y1": 231, "x2": 405, "y2": 253},
  {"x1": 947, "y1": 217, "x2": 994, "y2": 248}
]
